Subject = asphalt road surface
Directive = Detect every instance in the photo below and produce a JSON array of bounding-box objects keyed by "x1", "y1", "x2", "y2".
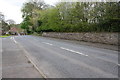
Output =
[{"x1": 3, "y1": 35, "x2": 119, "y2": 78}]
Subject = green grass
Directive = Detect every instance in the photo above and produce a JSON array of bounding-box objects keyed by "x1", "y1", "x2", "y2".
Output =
[{"x1": 0, "y1": 35, "x2": 9, "y2": 38}]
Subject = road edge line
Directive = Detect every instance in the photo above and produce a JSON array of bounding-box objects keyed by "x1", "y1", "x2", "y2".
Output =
[{"x1": 16, "y1": 42, "x2": 47, "y2": 79}]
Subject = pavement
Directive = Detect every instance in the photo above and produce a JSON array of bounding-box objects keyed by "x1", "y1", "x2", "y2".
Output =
[
  {"x1": 0, "y1": 38, "x2": 2, "y2": 79},
  {"x1": 11, "y1": 35, "x2": 118, "y2": 78},
  {"x1": 2, "y1": 37, "x2": 42, "y2": 78}
]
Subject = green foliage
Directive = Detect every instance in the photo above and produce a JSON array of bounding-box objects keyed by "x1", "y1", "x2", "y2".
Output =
[
  {"x1": 21, "y1": 0, "x2": 47, "y2": 33},
  {"x1": 21, "y1": 2, "x2": 120, "y2": 33},
  {"x1": 20, "y1": 21, "x2": 28, "y2": 29}
]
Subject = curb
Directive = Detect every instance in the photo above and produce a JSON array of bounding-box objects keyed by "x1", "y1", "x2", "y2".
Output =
[{"x1": 16, "y1": 42, "x2": 47, "y2": 79}]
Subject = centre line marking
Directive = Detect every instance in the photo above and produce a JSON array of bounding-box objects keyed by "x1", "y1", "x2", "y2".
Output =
[
  {"x1": 60, "y1": 47, "x2": 88, "y2": 56},
  {"x1": 42, "y1": 42, "x2": 53, "y2": 46}
]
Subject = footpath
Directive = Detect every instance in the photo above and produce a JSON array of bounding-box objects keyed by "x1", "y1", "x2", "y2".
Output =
[
  {"x1": 2, "y1": 37, "x2": 42, "y2": 78},
  {"x1": 0, "y1": 38, "x2": 2, "y2": 79}
]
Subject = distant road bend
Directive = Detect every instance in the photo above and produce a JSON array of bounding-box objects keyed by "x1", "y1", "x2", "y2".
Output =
[{"x1": 7, "y1": 35, "x2": 119, "y2": 78}]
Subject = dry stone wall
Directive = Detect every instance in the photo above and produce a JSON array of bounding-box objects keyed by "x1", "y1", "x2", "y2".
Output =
[{"x1": 42, "y1": 32, "x2": 119, "y2": 45}]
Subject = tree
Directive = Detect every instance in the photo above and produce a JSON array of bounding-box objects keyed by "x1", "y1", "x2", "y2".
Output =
[
  {"x1": 0, "y1": 12, "x2": 4, "y2": 22},
  {"x1": 21, "y1": 0, "x2": 48, "y2": 33},
  {"x1": 0, "y1": 12, "x2": 9, "y2": 34},
  {"x1": 21, "y1": 1, "x2": 120, "y2": 33},
  {"x1": 6, "y1": 19, "x2": 16, "y2": 30}
]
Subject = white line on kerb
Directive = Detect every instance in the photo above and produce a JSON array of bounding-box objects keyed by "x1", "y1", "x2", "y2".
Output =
[
  {"x1": 42, "y1": 42, "x2": 53, "y2": 46},
  {"x1": 60, "y1": 47, "x2": 88, "y2": 57}
]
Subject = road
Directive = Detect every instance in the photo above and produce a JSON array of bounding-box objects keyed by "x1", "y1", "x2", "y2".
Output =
[{"x1": 3, "y1": 35, "x2": 119, "y2": 78}]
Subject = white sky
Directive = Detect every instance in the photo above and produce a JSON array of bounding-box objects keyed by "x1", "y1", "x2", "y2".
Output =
[{"x1": 0, "y1": 0, "x2": 58, "y2": 24}]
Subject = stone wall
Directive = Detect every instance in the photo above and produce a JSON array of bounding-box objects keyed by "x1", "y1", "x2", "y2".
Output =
[{"x1": 42, "y1": 32, "x2": 119, "y2": 45}]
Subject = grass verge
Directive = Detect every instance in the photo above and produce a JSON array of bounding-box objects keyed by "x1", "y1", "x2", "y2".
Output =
[{"x1": 0, "y1": 35, "x2": 10, "y2": 38}]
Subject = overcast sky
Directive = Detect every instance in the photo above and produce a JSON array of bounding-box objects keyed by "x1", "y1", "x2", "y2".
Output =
[{"x1": 0, "y1": 0, "x2": 58, "y2": 24}]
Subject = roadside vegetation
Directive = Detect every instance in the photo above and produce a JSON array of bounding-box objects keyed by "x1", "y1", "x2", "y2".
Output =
[
  {"x1": 20, "y1": 1, "x2": 119, "y2": 34},
  {"x1": 0, "y1": 12, "x2": 23, "y2": 35}
]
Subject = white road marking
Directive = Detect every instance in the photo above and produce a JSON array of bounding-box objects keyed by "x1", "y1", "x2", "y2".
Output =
[
  {"x1": 118, "y1": 64, "x2": 120, "y2": 66},
  {"x1": 10, "y1": 37, "x2": 13, "y2": 39},
  {"x1": 42, "y1": 42, "x2": 53, "y2": 46},
  {"x1": 60, "y1": 47, "x2": 120, "y2": 66},
  {"x1": 60, "y1": 47, "x2": 88, "y2": 56},
  {"x1": 17, "y1": 42, "x2": 47, "y2": 78},
  {"x1": 12, "y1": 37, "x2": 18, "y2": 44}
]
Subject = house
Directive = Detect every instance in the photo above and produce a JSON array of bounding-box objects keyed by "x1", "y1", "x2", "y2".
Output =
[{"x1": 9, "y1": 27, "x2": 19, "y2": 35}]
